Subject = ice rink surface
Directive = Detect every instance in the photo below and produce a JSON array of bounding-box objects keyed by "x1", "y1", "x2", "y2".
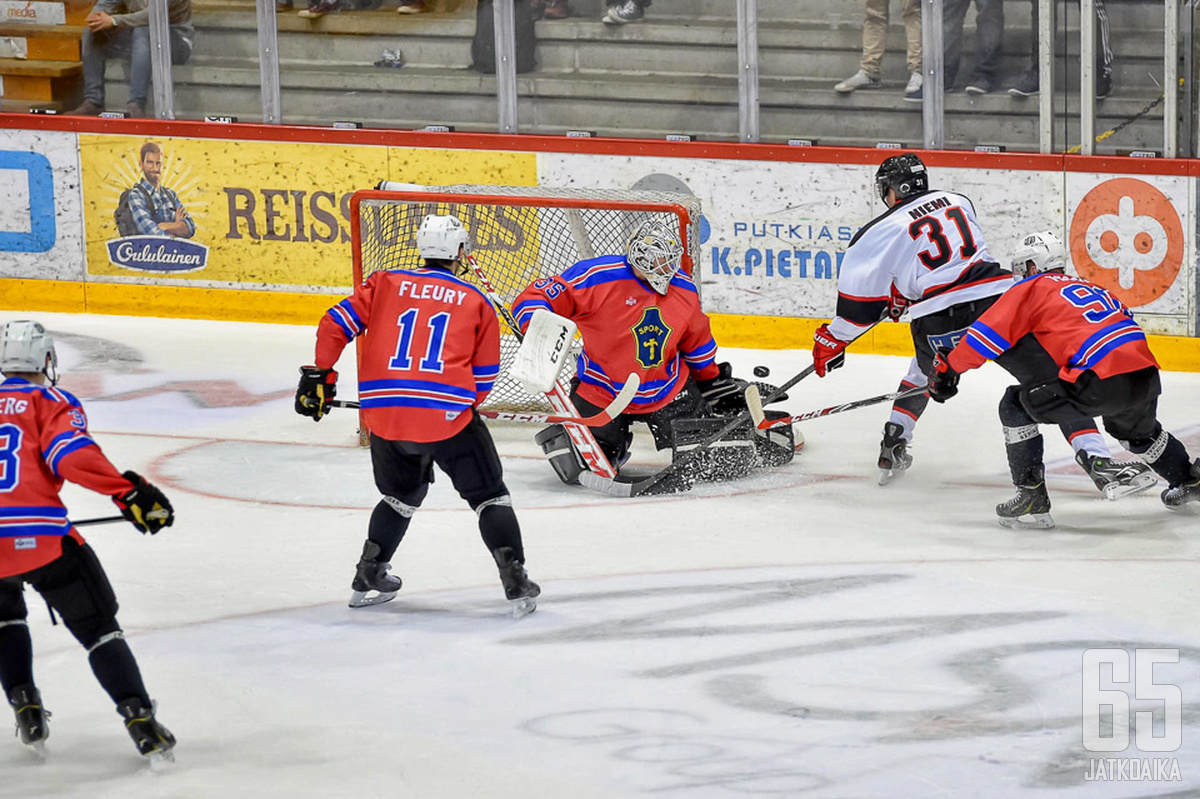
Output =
[{"x1": 3, "y1": 312, "x2": 1200, "y2": 799}]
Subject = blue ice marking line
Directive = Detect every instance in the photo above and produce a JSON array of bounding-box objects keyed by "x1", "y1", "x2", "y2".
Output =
[{"x1": 0, "y1": 150, "x2": 56, "y2": 253}]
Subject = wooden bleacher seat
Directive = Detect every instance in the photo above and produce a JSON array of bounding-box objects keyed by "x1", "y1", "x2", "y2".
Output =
[{"x1": 0, "y1": 1, "x2": 89, "y2": 111}]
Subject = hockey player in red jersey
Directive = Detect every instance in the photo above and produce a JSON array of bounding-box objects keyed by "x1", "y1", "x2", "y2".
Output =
[
  {"x1": 928, "y1": 231, "x2": 1200, "y2": 523},
  {"x1": 512, "y1": 219, "x2": 791, "y2": 487},
  {"x1": 813, "y1": 153, "x2": 1149, "y2": 495},
  {"x1": 296, "y1": 214, "x2": 540, "y2": 616},
  {"x1": 0, "y1": 320, "x2": 176, "y2": 759}
]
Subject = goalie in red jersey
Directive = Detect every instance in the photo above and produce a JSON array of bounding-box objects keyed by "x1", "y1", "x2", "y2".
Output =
[
  {"x1": 512, "y1": 219, "x2": 793, "y2": 490},
  {"x1": 296, "y1": 214, "x2": 540, "y2": 617},
  {"x1": 928, "y1": 231, "x2": 1200, "y2": 525},
  {"x1": 0, "y1": 320, "x2": 176, "y2": 759}
]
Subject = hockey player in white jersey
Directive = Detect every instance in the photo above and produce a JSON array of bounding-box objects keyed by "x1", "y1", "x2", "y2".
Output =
[{"x1": 812, "y1": 153, "x2": 1153, "y2": 493}]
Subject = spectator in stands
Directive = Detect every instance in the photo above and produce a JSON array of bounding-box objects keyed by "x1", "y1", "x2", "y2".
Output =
[
  {"x1": 603, "y1": 0, "x2": 649, "y2": 25},
  {"x1": 126, "y1": 142, "x2": 195, "y2": 239},
  {"x1": 532, "y1": 0, "x2": 568, "y2": 20},
  {"x1": 944, "y1": 0, "x2": 1003, "y2": 95},
  {"x1": 68, "y1": 0, "x2": 194, "y2": 118},
  {"x1": 834, "y1": 0, "x2": 923, "y2": 102},
  {"x1": 1009, "y1": 0, "x2": 1113, "y2": 99}
]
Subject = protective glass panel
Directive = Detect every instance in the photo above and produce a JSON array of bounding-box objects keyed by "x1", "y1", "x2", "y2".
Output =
[
  {"x1": 272, "y1": 0, "x2": 482, "y2": 129},
  {"x1": 760, "y1": 0, "x2": 927, "y2": 148},
  {"x1": 516, "y1": 0, "x2": 741, "y2": 141},
  {"x1": 146, "y1": 0, "x2": 205, "y2": 121}
]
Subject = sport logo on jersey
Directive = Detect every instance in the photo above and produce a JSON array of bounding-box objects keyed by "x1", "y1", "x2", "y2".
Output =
[{"x1": 631, "y1": 307, "x2": 673, "y2": 369}]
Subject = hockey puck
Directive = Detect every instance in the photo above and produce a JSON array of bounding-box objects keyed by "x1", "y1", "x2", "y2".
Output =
[{"x1": 753, "y1": 366, "x2": 770, "y2": 378}]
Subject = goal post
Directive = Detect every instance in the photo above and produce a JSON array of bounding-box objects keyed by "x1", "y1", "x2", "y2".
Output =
[{"x1": 348, "y1": 184, "x2": 703, "y2": 438}]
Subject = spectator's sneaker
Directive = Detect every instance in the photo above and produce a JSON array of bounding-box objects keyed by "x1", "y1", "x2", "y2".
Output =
[
  {"x1": 67, "y1": 99, "x2": 103, "y2": 116},
  {"x1": 542, "y1": 0, "x2": 568, "y2": 19},
  {"x1": 603, "y1": 0, "x2": 644, "y2": 24},
  {"x1": 298, "y1": 0, "x2": 339, "y2": 17},
  {"x1": 964, "y1": 75, "x2": 996, "y2": 95},
  {"x1": 397, "y1": 0, "x2": 427, "y2": 12},
  {"x1": 834, "y1": 70, "x2": 880, "y2": 94},
  {"x1": 903, "y1": 72, "x2": 923, "y2": 102},
  {"x1": 126, "y1": 102, "x2": 146, "y2": 118},
  {"x1": 1008, "y1": 70, "x2": 1039, "y2": 97},
  {"x1": 1096, "y1": 71, "x2": 1113, "y2": 99}
]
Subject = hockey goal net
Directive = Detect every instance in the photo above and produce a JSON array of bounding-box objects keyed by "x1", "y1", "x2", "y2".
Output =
[{"x1": 351, "y1": 185, "x2": 703, "y2": 416}]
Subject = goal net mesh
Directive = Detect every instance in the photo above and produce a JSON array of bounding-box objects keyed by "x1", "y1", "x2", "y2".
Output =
[{"x1": 353, "y1": 185, "x2": 702, "y2": 412}]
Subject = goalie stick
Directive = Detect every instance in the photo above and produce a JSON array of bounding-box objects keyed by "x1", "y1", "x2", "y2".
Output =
[
  {"x1": 462, "y1": 254, "x2": 622, "y2": 481},
  {"x1": 578, "y1": 319, "x2": 885, "y2": 497},
  {"x1": 745, "y1": 383, "x2": 928, "y2": 428},
  {"x1": 329, "y1": 373, "x2": 641, "y2": 427}
]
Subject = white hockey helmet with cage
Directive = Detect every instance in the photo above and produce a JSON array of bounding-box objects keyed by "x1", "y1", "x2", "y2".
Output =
[
  {"x1": 1010, "y1": 231, "x2": 1066, "y2": 278},
  {"x1": 626, "y1": 219, "x2": 684, "y2": 295},
  {"x1": 0, "y1": 320, "x2": 58, "y2": 383},
  {"x1": 416, "y1": 214, "x2": 471, "y2": 261}
]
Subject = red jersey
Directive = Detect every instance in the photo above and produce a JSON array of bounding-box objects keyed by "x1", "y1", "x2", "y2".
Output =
[
  {"x1": 512, "y1": 255, "x2": 721, "y2": 414},
  {"x1": 0, "y1": 377, "x2": 133, "y2": 578},
  {"x1": 947, "y1": 272, "x2": 1159, "y2": 382},
  {"x1": 315, "y1": 267, "x2": 501, "y2": 443}
]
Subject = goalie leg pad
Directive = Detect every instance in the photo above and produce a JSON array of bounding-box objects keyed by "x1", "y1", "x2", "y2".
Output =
[
  {"x1": 535, "y1": 424, "x2": 586, "y2": 485},
  {"x1": 669, "y1": 417, "x2": 757, "y2": 488}
]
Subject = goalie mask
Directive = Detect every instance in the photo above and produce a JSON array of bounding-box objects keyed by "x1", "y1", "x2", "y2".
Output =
[
  {"x1": 1010, "y1": 231, "x2": 1066, "y2": 278},
  {"x1": 626, "y1": 219, "x2": 684, "y2": 295},
  {"x1": 875, "y1": 153, "x2": 929, "y2": 204},
  {"x1": 416, "y1": 214, "x2": 471, "y2": 261},
  {"x1": 0, "y1": 320, "x2": 59, "y2": 384}
]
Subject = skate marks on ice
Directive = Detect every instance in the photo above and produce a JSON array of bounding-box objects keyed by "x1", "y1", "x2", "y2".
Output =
[{"x1": 123, "y1": 565, "x2": 1200, "y2": 799}]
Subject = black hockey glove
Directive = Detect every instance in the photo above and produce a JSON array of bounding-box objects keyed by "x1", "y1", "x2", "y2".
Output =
[
  {"x1": 295, "y1": 366, "x2": 338, "y2": 421},
  {"x1": 112, "y1": 471, "x2": 174, "y2": 535},
  {"x1": 697, "y1": 362, "x2": 747, "y2": 415},
  {"x1": 927, "y1": 353, "x2": 959, "y2": 403}
]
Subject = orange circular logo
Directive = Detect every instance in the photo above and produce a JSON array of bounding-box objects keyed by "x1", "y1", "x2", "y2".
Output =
[{"x1": 1069, "y1": 178, "x2": 1183, "y2": 308}]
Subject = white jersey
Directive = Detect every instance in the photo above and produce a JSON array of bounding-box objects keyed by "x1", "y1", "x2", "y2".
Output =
[{"x1": 828, "y1": 190, "x2": 1013, "y2": 342}]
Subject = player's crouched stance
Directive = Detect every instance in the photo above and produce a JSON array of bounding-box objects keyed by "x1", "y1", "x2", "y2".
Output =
[
  {"x1": 514, "y1": 220, "x2": 794, "y2": 493},
  {"x1": 296, "y1": 214, "x2": 540, "y2": 618},
  {"x1": 928, "y1": 233, "x2": 1200, "y2": 526},
  {"x1": 0, "y1": 321, "x2": 176, "y2": 761}
]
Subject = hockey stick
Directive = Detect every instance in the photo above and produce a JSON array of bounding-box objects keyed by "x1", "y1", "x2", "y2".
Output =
[
  {"x1": 329, "y1": 373, "x2": 641, "y2": 427},
  {"x1": 463, "y1": 254, "x2": 621, "y2": 480},
  {"x1": 577, "y1": 320, "x2": 885, "y2": 497},
  {"x1": 745, "y1": 383, "x2": 928, "y2": 429},
  {"x1": 72, "y1": 515, "x2": 126, "y2": 527}
]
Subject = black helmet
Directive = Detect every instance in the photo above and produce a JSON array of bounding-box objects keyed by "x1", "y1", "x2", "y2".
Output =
[{"x1": 875, "y1": 153, "x2": 929, "y2": 203}]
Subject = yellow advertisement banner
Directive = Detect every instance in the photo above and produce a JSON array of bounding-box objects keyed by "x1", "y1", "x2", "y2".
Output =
[{"x1": 78, "y1": 134, "x2": 537, "y2": 288}]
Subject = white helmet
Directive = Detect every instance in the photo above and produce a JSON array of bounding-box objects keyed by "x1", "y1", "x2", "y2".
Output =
[
  {"x1": 0, "y1": 320, "x2": 58, "y2": 383},
  {"x1": 626, "y1": 219, "x2": 684, "y2": 295},
  {"x1": 1011, "y1": 231, "x2": 1066, "y2": 278},
  {"x1": 416, "y1": 214, "x2": 470, "y2": 261}
]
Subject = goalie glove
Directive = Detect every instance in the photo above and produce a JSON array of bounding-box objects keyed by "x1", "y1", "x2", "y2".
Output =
[
  {"x1": 927, "y1": 353, "x2": 960, "y2": 403},
  {"x1": 112, "y1": 471, "x2": 174, "y2": 535},
  {"x1": 295, "y1": 366, "x2": 338, "y2": 421},
  {"x1": 812, "y1": 324, "x2": 848, "y2": 377},
  {"x1": 697, "y1": 362, "x2": 746, "y2": 416},
  {"x1": 885, "y1": 283, "x2": 912, "y2": 322}
]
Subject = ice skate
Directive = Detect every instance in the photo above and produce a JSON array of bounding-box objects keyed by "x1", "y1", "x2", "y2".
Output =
[
  {"x1": 348, "y1": 541, "x2": 403, "y2": 608},
  {"x1": 493, "y1": 547, "x2": 541, "y2": 619},
  {"x1": 1161, "y1": 459, "x2": 1200, "y2": 510},
  {"x1": 117, "y1": 698, "x2": 175, "y2": 763},
  {"x1": 1076, "y1": 451, "x2": 1157, "y2": 500},
  {"x1": 877, "y1": 422, "x2": 912, "y2": 485},
  {"x1": 8, "y1": 684, "x2": 49, "y2": 754},
  {"x1": 996, "y1": 474, "x2": 1054, "y2": 529}
]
